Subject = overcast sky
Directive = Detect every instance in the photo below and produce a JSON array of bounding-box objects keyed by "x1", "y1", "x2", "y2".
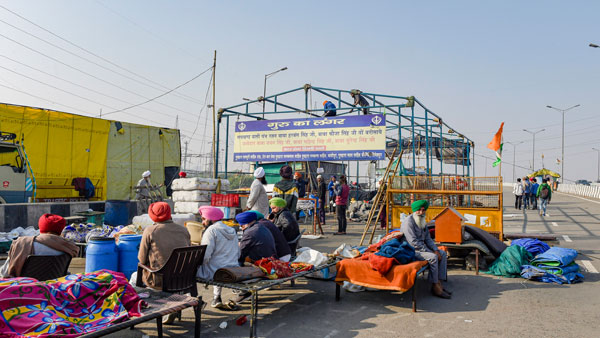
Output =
[{"x1": 1, "y1": 1, "x2": 598, "y2": 182}]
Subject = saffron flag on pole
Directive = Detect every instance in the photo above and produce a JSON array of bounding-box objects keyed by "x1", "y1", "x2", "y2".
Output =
[{"x1": 488, "y1": 122, "x2": 504, "y2": 167}]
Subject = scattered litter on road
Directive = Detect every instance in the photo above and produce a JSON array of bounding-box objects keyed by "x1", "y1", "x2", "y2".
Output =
[{"x1": 219, "y1": 321, "x2": 228, "y2": 329}]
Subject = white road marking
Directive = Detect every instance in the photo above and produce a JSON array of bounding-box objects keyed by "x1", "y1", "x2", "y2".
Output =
[
  {"x1": 324, "y1": 330, "x2": 339, "y2": 338},
  {"x1": 581, "y1": 260, "x2": 599, "y2": 273},
  {"x1": 552, "y1": 222, "x2": 558, "y2": 227},
  {"x1": 562, "y1": 235, "x2": 572, "y2": 242}
]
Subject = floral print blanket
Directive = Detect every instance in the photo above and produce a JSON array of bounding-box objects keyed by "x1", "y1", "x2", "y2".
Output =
[{"x1": 0, "y1": 270, "x2": 143, "y2": 337}]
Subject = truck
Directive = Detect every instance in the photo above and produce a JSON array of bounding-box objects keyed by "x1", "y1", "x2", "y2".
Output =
[{"x1": 0, "y1": 131, "x2": 33, "y2": 203}]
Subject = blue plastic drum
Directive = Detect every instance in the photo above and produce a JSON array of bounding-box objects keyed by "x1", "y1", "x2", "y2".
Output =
[
  {"x1": 104, "y1": 200, "x2": 130, "y2": 226},
  {"x1": 117, "y1": 234, "x2": 142, "y2": 280},
  {"x1": 85, "y1": 237, "x2": 118, "y2": 273}
]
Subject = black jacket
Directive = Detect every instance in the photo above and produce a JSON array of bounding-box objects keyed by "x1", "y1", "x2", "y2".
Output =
[
  {"x1": 258, "y1": 219, "x2": 291, "y2": 258},
  {"x1": 238, "y1": 222, "x2": 277, "y2": 265}
]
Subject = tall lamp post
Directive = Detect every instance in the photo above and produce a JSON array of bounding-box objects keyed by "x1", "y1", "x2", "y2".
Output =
[
  {"x1": 523, "y1": 128, "x2": 545, "y2": 171},
  {"x1": 263, "y1": 67, "x2": 288, "y2": 118},
  {"x1": 506, "y1": 141, "x2": 524, "y2": 182},
  {"x1": 593, "y1": 148, "x2": 600, "y2": 183},
  {"x1": 546, "y1": 104, "x2": 580, "y2": 183}
]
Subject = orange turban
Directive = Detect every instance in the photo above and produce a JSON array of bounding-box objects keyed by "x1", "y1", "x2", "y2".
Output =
[{"x1": 148, "y1": 202, "x2": 172, "y2": 222}]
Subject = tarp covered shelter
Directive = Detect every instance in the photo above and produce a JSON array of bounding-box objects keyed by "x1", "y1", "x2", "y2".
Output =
[
  {"x1": 0, "y1": 103, "x2": 181, "y2": 201},
  {"x1": 528, "y1": 168, "x2": 561, "y2": 178}
]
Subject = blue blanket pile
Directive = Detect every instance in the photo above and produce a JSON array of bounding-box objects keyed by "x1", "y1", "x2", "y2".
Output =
[
  {"x1": 521, "y1": 247, "x2": 584, "y2": 284},
  {"x1": 511, "y1": 238, "x2": 550, "y2": 256}
]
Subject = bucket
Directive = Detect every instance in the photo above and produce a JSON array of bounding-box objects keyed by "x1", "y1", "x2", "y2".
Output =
[
  {"x1": 85, "y1": 237, "x2": 118, "y2": 273},
  {"x1": 105, "y1": 200, "x2": 130, "y2": 226},
  {"x1": 117, "y1": 234, "x2": 142, "y2": 280}
]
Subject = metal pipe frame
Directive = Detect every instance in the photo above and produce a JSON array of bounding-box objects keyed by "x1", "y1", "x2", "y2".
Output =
[{"x1": 214, "y1": 85, "x2": 473, "y2": 178}]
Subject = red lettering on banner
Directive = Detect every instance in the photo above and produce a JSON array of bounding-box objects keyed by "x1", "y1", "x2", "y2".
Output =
[{"x1": 2, "y1": 181, "x2": 9, "y2": 188}]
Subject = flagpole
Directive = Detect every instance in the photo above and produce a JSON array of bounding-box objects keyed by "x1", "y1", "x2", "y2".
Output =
[{"x1": 499, "y1": 136, "x2": 503, "y2": 179}]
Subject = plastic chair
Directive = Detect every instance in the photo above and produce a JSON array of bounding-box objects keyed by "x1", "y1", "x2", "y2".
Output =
[
  {"x1": 21, "y1": 254, "x2": 72, "y2": 281},
  {"x1": 185, "y1": 221, "x2": 205, "y2": 245},
  {"x1": 136, "y1": 245, "x2": 207, "y2": 338}
]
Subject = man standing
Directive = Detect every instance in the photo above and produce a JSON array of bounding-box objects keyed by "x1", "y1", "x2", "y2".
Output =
[
  {"x1": 273, "y1": 165, "x2": 299, "y2": 214},
  {"x1": 513, "y1": 178, "x2": 524, "y2": 210},
  {"x1": 317, "y1": 175, "x2": 327, "y2": 225},
  {"x1": 328, "y1": 176, "x2": 337, "y2": 214},
  {"x1": 334, "y1": 175, "x2": 350, "y2": 235},
  {"x1": 530, "y1": 178, "x2": 539, "y2": 210},
  {"x1": 522, "y1": 177, "x2": 531, "y2": 210},
  {"x1": 537, "y1": 178, "x2": 552, "y2": 216},
  {"x1": 293, "y1": 172, "x2": 307, "y2": 220},
  {"x1": 349, "y1": 90, "x2": 370, "y2": 115},
  {"x1": 401, "y1": 200, "x2": 451, "y2": 299}
]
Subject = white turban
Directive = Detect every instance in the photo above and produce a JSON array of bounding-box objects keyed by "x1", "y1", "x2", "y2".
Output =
[
  {"x1": 142, "y1": 170, "x2": 151, "y2": 178},
  {"x1": 254, "y1": 167, "x2": 265, "y2": 178},
  {"x1": 317, "y1": 175, "x2": 323, "y2": 180}
]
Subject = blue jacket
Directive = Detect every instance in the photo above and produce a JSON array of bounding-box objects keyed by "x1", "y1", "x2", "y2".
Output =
[
  {"x1": 323, "y1": 101, "x2": 337, "y2": 116},
  {"x1": 531, "y1": 183, "x2": 539, "y2": 195},
  {"x1": 523, "y1": 182, "x2": 532, "y2": 194},
  {"x1": 238, "y1": 222, "x2": 277, "y2": 265},
  {"x1": 327, "y1": 181, "x2": 335, "y2": 197}
]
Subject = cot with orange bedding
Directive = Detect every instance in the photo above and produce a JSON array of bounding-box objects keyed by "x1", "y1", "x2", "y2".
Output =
[{"x1": 335, "y1": 258, "x2": 429, "y2": 312}]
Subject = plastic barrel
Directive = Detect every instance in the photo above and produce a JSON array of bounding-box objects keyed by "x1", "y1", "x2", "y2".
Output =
[
  {"x1": 117, "y1": 234, "x2": 142, "y2": 280},
  {"x1": 104, "y1": 200, "x2": 129, "y2": 226},
  {"x1": 85, "y1": 237, "x2": 118, "y2": 273}
]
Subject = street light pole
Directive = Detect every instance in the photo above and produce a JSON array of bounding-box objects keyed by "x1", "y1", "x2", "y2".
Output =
[
  {"x1": 546, "y1": 104, "x2": 580, "y2": 183},
  {"x1": 506, "y1": 141, "x2": 524, "y2": 182},
  {"x1": 523, "y1": 128, "x2": 545, "y2": 171},
  {"x1": 593, "y1": 148, "x2": 600, "y2": 183},
  {"x1": 262, "y1": 67, "x2": 288, "y2": 118}
]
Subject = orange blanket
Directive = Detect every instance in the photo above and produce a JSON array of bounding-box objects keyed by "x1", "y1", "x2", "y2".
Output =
[{"x1": 335, "y1": 258, "x2": 428, "y2": 292}]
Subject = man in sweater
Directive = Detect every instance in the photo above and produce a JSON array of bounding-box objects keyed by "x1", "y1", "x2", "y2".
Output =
[
  {"x1": 317, "y1": 175, "x2": 327, "y2": 225},
  {"x1": 268, "y1": 197, "x2": 301, "y2": 254},
  {"x1": 401, "y1": 200, "x2": 451, "y2": 299},
  {"x1": 246, "y1": 167, "x2": 269, "y2": 216},
  {"x1": 273, "y1": 165, "x2": 299, "y2": 214},
  {"x1": 0, "y1": 214, "x2": 79, "y2": 278},
  {"x1": 250, "y1": 210, "x2": 292, "y2": 262}
]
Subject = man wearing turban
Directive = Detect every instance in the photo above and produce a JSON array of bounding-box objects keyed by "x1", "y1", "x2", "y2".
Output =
[
  {"x1": 135, "y1": 170, "x2": 163, "y2": 212},
  {"x1": 0, "y1": 214, "x2": 79, "y2": 278},
  {"x1": 272, "y1": 165, "x2": 299, "y2": 214},
  {"x1": 137, "y1": 202, "x2": 191, "y2": 289},
  {"x1": 268, "y1": 197, "x2": 300, "y2": 253},
  {"x1": 246, "y1": 167, "x2": 269, "y2": 216},
  {"x1": 400, "y1": 200, "x2": 451, "y2": 299}
]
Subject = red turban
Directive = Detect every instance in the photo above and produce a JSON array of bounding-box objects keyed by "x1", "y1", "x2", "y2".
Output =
[
  {"x1": 148, "y1": 202, "x2": 172, "y2": 222},
  {"x1": 179, "y1": 171, "x2": 187, "y2": 178},
  {"x1": 38, "y1": 214, "x2": 66, "y2": 234}
]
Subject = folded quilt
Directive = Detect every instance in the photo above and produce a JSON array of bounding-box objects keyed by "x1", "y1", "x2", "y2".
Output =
[
  {"x1": 530, "y1": 247, "x2": 577, "y2": 267},
  {"x1": 0, "y1": 270, "x2": 143, "y2": 337},
  {"x1": 374, "y1": 238, "x2": 415, "y2": 264},
  {"x1": 213, "y1": 266, "x2": 265, "y2": 283}
]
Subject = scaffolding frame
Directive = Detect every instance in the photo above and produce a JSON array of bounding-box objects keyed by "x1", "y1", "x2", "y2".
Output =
[{"x1": 215, "y1": 84, "x2": 474, "y2": 180}]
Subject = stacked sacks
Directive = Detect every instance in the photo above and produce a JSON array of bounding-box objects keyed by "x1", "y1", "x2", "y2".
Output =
[
  {"x1": 171, "y1": 177, "x2": 230, "y2": 214},
  {"x1": 521, "y1": 247, "x2": 584, "y2": 284}
]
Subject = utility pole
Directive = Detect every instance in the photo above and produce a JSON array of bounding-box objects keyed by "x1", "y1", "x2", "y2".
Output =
[
  {"x1": 546, "y1": 104, "x2": 580, "y2": 183},
  {"x1": 212, "y1": 50, "x2": 217, "y2": 178},
  {"x1": 506, "y1": 141, "x2": 524, "y2": 182},
  {"x1": 523, "y1": 128, "x2": 545, "y2": 171},
  {"x1": 183, "y1": 140, "x2": 189, "y2": 171},
  {"x1": 593, "y1": 148, "x2": 600, "y2": 183},
  {"x1": 175, "y1": 115, "x2": 179, "y2": 129}
]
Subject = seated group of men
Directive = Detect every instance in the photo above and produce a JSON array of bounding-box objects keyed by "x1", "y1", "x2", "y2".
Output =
[{"x1": 139, "y1": 197, "x2": 300, "y2": 309}]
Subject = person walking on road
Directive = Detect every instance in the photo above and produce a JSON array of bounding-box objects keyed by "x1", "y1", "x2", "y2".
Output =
[
  {"x1": 513, "y1": 178, "x2": 524, "y2": 210},
  {"x1": 334, "y1": 175, "x2": 350, "y2": 235},
  {"x1": 522, "y1": 177, "x2": 531, "y2": 210},
  {"x1": 530, "y1": 178, "x2": 539, "y2": 210},
  {"x1": 537, "y1": 178, "x2": 552, "y2": 216}
]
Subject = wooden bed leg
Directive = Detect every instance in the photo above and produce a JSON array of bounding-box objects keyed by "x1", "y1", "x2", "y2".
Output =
[
  {"x1": 156, "y1": 316, "x2": 163, "y2": 338},
  {"x1": 335, "y1": 283, "x2": 341, "y2": 301},
  {"x1": 475, "y1": 249, "x2": 480, "y2": 275},
  {"x1": 194, "y1": 303, "x2": 201, "y2": 338},
  {"x1": 412, "y1": 278, "x2": 417, "y2": 312}
]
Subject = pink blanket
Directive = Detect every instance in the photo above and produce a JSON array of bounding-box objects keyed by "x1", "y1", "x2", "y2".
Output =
[{"x1": 0, "y1": 270, "x2": 143, "y2": 337}]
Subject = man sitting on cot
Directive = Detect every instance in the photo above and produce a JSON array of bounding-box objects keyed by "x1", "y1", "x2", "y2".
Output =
[
  {"x1": 0, "y1": 214, "x2": 79, "y2": 278},
  {"x1": 249, "y1": 210, "x2": 292, "y2": 262},
  {"x1": 400, "y1": 200, "x2": 452, "y2": 299}
]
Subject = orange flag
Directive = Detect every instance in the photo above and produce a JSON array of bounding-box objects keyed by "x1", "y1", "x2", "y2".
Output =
[{"x1": 487, "y1": 122, "x2": 504, "y2": 151}]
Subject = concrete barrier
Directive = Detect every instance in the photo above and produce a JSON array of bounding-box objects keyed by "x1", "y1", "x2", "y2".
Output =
[{"x1": 0, "y1": 200, "x2": 139, "y2": 232}]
